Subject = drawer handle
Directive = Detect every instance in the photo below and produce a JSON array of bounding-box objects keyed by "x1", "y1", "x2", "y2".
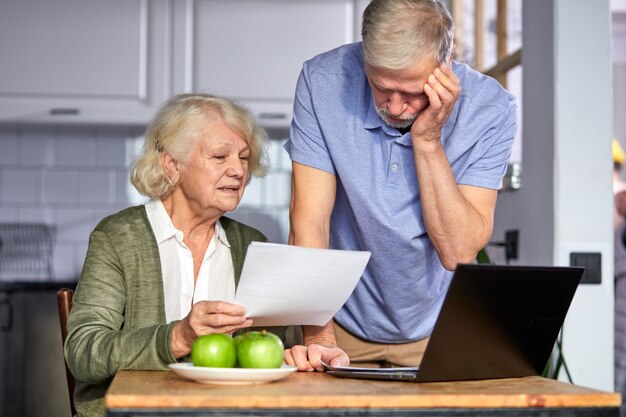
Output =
[
  {"x1": 49, "y1": 108, "x2": 80, "y2": 116},
  {"x1": 258, "y1": 112, "x2": 288, "y2": 120}
]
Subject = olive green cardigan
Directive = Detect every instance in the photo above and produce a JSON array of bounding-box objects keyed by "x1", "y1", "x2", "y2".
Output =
[{"x1": 64, "y1": 205, "x2": 272, "y2": 417}]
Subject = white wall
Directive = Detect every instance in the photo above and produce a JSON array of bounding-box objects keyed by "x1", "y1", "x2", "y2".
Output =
[
  {"x1": 555, "y1": 0, "x2": 614, "y2": 392},
  {"x1": 493, "y1": 0, "x2": 614, "y2": 391}
]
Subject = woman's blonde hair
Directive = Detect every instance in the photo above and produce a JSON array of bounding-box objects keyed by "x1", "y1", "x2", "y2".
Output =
[
  {"x1": 362, "y1": 0, "x2": 454, "y2": 69},
  {"x1": 131, "y1": 93, "x2": 268, "y2": 198}
]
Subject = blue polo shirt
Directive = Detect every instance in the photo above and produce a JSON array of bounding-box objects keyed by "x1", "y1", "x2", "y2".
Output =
[{"x1": 284, "y1": 42, "x2": 517, "y2": 343}]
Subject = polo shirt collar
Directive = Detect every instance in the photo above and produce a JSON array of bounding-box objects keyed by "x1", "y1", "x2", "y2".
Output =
[
  {"x1": 363, "y1": 88, "x2": 411, "y2": 141},
  {"x1": 363, "y1": 92, "x2": 414, "y2": 147}
]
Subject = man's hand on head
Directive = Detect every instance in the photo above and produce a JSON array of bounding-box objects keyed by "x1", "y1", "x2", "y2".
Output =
[{"x1": 411, "y1": 63, "x2": 461, "y2": 145}]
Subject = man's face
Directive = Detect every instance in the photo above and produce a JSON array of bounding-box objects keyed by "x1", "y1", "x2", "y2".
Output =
[{"x1": 365, "y1": 56, "x2": 440, "y2": 129}]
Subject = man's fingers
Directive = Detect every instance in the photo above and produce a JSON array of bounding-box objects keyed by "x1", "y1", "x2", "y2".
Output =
[
  {"x1": 320, "y1": 346, "x2": 350, "y2": 368},
  {"x1": 285, "y1": 344, "x2": 351, "y2": 373},
  {"x1": 328, "y1": 351, "x2": 350, "y2": 367},
  {"x1": 418, "y1": 63, "x2": 460, "y2": 133},
  {"x1": 429, "y1": 65, "x2": 460, "y2": 107},
  {"x1": 305, "y1": 344, "x2": 328, "y2": 372},
  {"x1": 435, "y1": 64, "x2": 461, "y2": 93},
  {"x1": 287, "y1": 345, "x2": 315, "y2": 372},
  {"x1": 423, "y1": 83, "x2": 441, "y2": 110}
]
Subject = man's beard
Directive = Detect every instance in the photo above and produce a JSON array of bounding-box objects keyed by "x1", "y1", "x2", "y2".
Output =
[{"x1": 375, "y1": 107, "x2": 418, "y2": 129}]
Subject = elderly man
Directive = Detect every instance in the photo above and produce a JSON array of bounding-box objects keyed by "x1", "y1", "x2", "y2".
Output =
[{"x1": 284, "y1": 0, "x2": 517, "y2": 371}]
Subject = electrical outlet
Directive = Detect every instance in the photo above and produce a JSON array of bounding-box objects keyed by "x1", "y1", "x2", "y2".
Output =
[
  {"x1": 570, "y1": 252, "x2": 601, "y2": 284},
  {"x1": 504, "y1": 229, "x2": 519, "y2": 260}
]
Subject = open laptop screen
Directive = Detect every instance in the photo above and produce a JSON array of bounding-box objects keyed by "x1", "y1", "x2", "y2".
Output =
[
  {"x1": 416, "y1": 264, "x2": 583, "y2": 382},
  {"x1": 325, "y1": 264, "x2": 584, "y2": 383}
]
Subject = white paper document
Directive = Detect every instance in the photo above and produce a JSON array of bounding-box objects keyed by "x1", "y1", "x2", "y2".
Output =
[{"x1": 234, "y1": 242, "x2": 371, "y2": 327}]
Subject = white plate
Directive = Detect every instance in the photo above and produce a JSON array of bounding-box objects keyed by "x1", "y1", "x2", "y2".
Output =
[{"x1": 168, "y1": 363, "x2": 297, "y2": 385}]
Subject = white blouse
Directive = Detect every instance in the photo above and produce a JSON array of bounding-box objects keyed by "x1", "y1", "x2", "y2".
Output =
[{"x1": 145, "y1": 199, "x2": 235, "y2": 323}]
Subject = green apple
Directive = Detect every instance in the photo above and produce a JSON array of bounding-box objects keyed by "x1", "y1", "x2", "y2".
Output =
[
  {"x1": 234, "y1": 330, "x2": 284, "y2": 369},
  {"x1": 191, "y1": 334, "x2": 237, "y2": 368}
]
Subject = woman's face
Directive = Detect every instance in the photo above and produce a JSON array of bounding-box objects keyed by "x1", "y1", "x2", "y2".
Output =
[{"x1": 177, "y1": 115, "x2": 250, "y2": 214}]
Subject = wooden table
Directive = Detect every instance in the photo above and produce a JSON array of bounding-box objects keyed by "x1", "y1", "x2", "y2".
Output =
[{"x1": 105, "y1": 370, "x2": 621, "y2": 416}]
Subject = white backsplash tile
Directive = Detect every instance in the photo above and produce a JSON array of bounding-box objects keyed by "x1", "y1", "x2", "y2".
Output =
[
  {"x1": 57, "y1": 128, "x2": 95, "y2": 167},
  {"x1": 0, "y1": 128, "x2": 18, "y2": 165},
  {"x1": 55, "y1": 207, "x2": 96, "y2": 243},
  {"x1": 18, "y1": 206, "x2": 55, "y2": 224},
  {"x1": 41, "y1": 169, "x2": 79, "y2": 204},
  {"x1": 269, "y1": 138, "x2": 290, "y2": 171},
  {"x1": 95, "y1": 131, "x2": 131, "y2": 168},
  {"x1": 117, "y1": 170, "x2": 148, "y2": 206},
  {"x1": 78, "y1": 170, "x2": 113, "y2": 204},
  {"x1": 19, "y1": 127, "x2": 57, "y2": 166},
  {"x1": 94, "y1": 205, "x2": 130, "y2": 224},
  {"x1": 52, "y1": 242, "x2": 79, "y2": 280},
  {"x1": 74, "y1": 241, "x2": 88, "y2": 272},
  {"x1": 125, "y1": 136, "x2": 144, "y2": 167},
  {"x1": 276, "y1": 207, "x2": 290, "y2": 242},
  {"x1": 108, "y1": 170, "x2": 119, "y2": 204},
  {"x1": 239, "y1": 176, "x2": 264, "y2": 207},
  {"x1": 264, "y1": 171, "x2": 291, "y2": 207},
  {"x1": 115, "y1": 171, "x2": 130, "y2": 203},
  {"x1": 3, "y1": 169, "x2": 39, "y2": 203}
]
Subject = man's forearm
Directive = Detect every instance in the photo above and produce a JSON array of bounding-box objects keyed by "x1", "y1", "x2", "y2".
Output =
[{"x1": 413, "y1": 141, "x2": 493, "y2": 270}]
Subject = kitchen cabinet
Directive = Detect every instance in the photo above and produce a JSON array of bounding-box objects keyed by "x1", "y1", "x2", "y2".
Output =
[
  {"x1": 0, "y1": 0, "x2": 367, "y2": 127},
  {"x1": 0, "y1": 0, "x2": 170, "y2": 125},
  {"x1": 0, "y1": 282, "x2": 76, "y2": 417},
  {"x1": 170, "y1": 0, "x2": 362, "y2": 128}
]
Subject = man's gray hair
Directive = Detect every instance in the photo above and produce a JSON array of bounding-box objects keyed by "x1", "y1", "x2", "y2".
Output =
[
  {"x1": 131, "y1": 93, "x2": 268, "y2": 199},
  {"x1": 362, "y1": 0, "x2": 455, "y2": 69}
]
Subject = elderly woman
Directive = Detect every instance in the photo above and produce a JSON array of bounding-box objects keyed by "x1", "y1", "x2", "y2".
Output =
[{"x1": 65, "y1": 94, "x2": 280, "y2": 417}]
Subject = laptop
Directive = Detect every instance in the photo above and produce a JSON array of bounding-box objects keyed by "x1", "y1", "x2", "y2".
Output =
[{"x1": 324, "y1": 263, "x2": 584, "y2": 382}]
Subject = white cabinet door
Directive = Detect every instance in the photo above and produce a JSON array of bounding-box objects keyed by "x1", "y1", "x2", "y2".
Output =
[
  {"x1": 0, "y1": 0, "x2": 170, "y2": 125},
  {"x1": 172, "y1": 0, "x2": 359, "y2": 127}
]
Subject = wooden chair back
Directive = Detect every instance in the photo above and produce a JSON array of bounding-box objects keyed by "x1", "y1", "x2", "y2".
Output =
[{"x1": 56, "y1": 288, "x2": 76, "y2": 417}]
